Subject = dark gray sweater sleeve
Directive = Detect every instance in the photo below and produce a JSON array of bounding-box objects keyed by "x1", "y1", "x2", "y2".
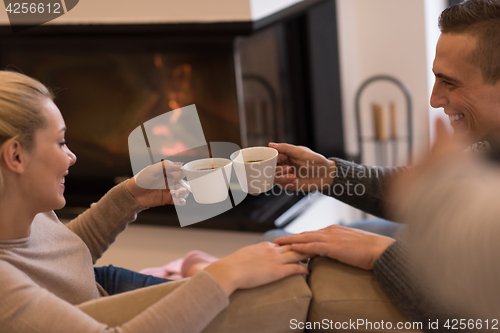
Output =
[
  {"x1": 327, "y1": 158, "x2": 409, "y2": 219},
  {"x1": 374, "y1": 242, "x2": 457, "y2": 332},
  {"x1": 373, "y1": 242, "x2": 425, "y2": 324}
]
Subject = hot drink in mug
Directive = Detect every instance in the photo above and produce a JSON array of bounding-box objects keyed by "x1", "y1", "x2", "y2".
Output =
[{"x1": 180, "y1": 158, "x2": 232, "y2": 204}]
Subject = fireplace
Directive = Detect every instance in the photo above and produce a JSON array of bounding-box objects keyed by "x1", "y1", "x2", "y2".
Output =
[{"x1": 0, "y1": 0, "x2": 344, "y2": 231}]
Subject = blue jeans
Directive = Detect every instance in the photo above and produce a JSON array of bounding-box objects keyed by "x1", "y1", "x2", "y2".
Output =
[{"x1": 94, "y1": 265, "x2": 172, "y2": 296}]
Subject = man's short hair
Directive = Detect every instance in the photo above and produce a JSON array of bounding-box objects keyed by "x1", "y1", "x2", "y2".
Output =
[{"x1": 439, "y1": 0, "x2": 500, "y2": 84}]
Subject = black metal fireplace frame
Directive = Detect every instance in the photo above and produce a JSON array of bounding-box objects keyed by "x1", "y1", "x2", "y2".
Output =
[{"x1": 0, "y1": 0, "x2": 344, "y2": 231}]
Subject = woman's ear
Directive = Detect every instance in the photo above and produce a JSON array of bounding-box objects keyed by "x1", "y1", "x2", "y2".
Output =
[{"x1": 1, "y1": 139, "x2": 26, "y2": 174}]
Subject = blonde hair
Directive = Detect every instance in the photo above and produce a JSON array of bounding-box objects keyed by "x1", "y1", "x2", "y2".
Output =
[{"x1": 0, "y1": 71, "x2": 54, "y2": 189}]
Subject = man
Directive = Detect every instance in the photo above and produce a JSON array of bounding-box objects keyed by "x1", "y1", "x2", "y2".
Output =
[{"x1": 271, "y1": 0, "x2": 500, "y2": 330}]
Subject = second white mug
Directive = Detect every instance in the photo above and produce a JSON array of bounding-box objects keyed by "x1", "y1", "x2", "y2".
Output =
[{"x1": 230, "y1": 147, "x2": 278, "y2": 194}]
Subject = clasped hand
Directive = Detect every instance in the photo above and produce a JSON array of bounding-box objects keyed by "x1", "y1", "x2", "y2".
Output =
[
  {"x1": 205, "y1": 242, "x2": 311, "y2": 297},
  {"x1": 274, "y1": 225, "x2": 395, "y2": 270}
]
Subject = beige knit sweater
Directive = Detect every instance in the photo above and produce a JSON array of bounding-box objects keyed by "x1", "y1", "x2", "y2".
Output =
[{"x1": 0, "y1": 183, "x2": 229, "y2": 332}]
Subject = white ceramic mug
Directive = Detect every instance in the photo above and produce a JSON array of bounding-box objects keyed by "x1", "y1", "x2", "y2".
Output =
[
  {"x1": 230, "y1": 147, "x2": 278, "y2": 194},
  {"x1": 180, "y1": 158, "x2": 233, "y2": 204}
]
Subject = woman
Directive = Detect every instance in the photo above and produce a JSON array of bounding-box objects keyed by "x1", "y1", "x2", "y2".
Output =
[{"x1": 0, "y1": 71, "x2": 309, "y2": 332}]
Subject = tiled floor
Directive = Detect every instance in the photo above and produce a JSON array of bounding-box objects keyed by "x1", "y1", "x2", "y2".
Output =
[{"x1": 95, "y1": 224, "x2": 262, "y2": 272}]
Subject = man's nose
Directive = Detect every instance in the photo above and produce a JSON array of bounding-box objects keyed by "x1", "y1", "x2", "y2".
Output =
[{"x1": 430, "y1": 81, "x2": 447, "y2": 109}]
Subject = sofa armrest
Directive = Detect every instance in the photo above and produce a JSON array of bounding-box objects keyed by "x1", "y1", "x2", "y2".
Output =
[
  {"x1": 306, "y1": 257, "x2": 421, "y2": 332},
  {"x1": 77, "y1": 274, "x2": 311, "y2": 333}
]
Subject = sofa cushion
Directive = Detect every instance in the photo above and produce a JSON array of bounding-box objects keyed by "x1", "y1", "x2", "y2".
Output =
[
  {"x1": 306, "y1": 257, "x2": 421, "y2": 332},
  {"x1": 77, "y1": 273, "x2": 311, "y2": 333}
]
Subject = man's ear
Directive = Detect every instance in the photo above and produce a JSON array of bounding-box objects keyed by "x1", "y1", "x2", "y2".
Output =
[{"x1": 1, "y1": 139, "x2": 27, "y2": 174}]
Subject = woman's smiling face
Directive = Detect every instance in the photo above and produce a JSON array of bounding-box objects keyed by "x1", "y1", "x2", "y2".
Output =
[
  {"x1": 430, "y1": 33, "x2": 500, "y2": 143},
  {"x1": 22, "y1": 98, "x2": 76, "y2": 212}
]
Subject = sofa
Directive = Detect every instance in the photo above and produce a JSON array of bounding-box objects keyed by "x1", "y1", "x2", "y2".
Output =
[{"x1": 77, "y1": 257, "x2": 420, "y2": 332}]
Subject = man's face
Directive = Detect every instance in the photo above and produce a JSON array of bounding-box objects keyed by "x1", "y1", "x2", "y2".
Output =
[{"x1": 430, "y1": 33, "x2": 500, "y2": 143}]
